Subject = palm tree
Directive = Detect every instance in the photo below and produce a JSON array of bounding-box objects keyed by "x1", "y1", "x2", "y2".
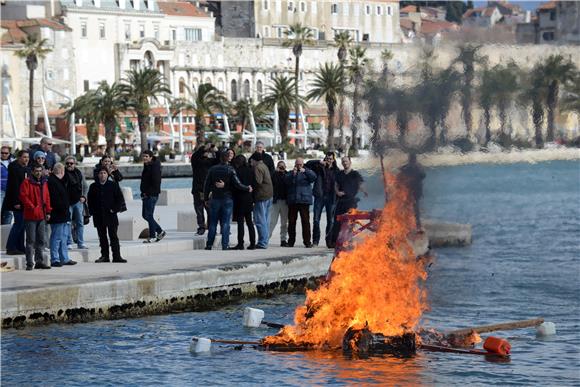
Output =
[
  {"x1": 121, "y1": 68, "x2": 171, "y2": 152},
  {"x1": 520, "y1": 65, "x2": 548, "y2": 148},
  {"x1": 191, "y1": 83, "x2": 229, "y2": 143},
  {"x1": 347, "y1": 46, "x2": 370, "y2": 154},
  {"x1": 95, "y1": 81, "x2": 127, "y2": 156},
  {"x1": 453, "y1": 44, "x2": 486, "y2": 138},
  {"x1": 379, "y1": 49, "x2": 394, "y2": 84},
  {"x1": 306, "y1": 63, "x2": 346, "y2": 150},
  {"x1": 538, "y1": 55, "x2": 577, "y2": 142},
  {"x1": 64, "y1": 91, "x2": 101, "y2": 151},
  {"x1": 283, "y1": 23, "x2": 314, "y2": 133},
  {"x1": 260, "y1": 75, "x2": 305, "y2": 142},
  {"x1": 232, "y1": 98, "x2": 268, "y2": 132},
  {"x1": 15, "y1": 34, "x2": 52, "y2": 137},
  {"x1": 334, "y1": 31, "x2": 353, "y2": 148}
]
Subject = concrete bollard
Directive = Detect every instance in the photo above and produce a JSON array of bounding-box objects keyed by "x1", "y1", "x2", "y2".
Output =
[
  {"x1": 121, "y1": 187, "x2": 133, "y2": 202},
  {"x1": 177, "y1": 210, "x2": 197, "y2": 232},
  {"x1": 1, "y1": 224, "x2": 11, "y2": 249},
  {"x1": 158, "y1": 189, "x2": 192, "y2": 206},
  {"x1": 243, "y1": 307, "x2": 265, "y2": 328},
  {"x1": 190, "y1": 337, "x2": 212, "y2": 353},
  {"x1": 537, "y1": 322, "x2": 556, "y2": 336}
]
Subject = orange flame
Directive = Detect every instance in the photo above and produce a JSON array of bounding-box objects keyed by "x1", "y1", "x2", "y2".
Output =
[{"x1": 263, "y1": 175, "x2": 428, "y2": 348}]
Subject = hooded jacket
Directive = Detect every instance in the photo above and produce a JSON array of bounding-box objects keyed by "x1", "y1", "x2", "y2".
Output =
[
  {"x1": 140, "y1": 156, "x2": 162, "y2": 197},
  {"x1": 19, "y1": 175, "x2": 52, "y2": 221}
]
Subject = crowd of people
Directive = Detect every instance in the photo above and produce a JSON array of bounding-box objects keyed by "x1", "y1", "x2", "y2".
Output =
[
  {"x1": 0, "y1": 138, "x2": 166, "y2": 270},
  {"x1": 192, "y1": 141, "x2": 367, "y2": 250},
  {"x1": 2, "y1": 137, "x2": 421, "y2": 270}
]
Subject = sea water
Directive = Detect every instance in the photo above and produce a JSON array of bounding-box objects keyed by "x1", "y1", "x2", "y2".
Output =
[{"x1": 2, "y1": 161, "x2": 579, "y2": 385}]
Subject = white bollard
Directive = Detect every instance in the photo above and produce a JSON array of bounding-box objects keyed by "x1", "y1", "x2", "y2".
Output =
[
  {"x1": 536, "y1": 322, "x2": 556, "y2": 337},
  {"x1": 243, "y1": 307, "x2": 265, "y2": 328},
  {"x1": 190, "y1": 337, "x2": 212, "y2": 353}
]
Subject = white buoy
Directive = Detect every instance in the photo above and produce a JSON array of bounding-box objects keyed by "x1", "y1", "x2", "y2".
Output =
[
  {"x1": 243, "y1": 307, "x2": 265, "y2": 328},
  {"x1": 190, "y1": 337, "x2": 212, "y2": 353},
  {"x1": 536, "y1": 322, "x2": 557, "y2": 336}
]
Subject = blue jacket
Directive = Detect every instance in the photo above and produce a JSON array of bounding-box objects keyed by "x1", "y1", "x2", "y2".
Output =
[
  {"x1": 0, "y1": 159, "x2": 10, "y2": 192},
  {"x1": 285, "y1": 168, "x2": 316, "y2": 205}
]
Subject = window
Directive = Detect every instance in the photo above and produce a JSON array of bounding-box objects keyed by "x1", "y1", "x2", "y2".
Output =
[
  {"x1": 549, "y1": 10, "x2": 556, "y2": 20},
  {"x1": 231, "y1": 80, "x2": 238, "y2": 102},
  {"x1": 83, "y1": 80, "x2": 89, "y2": 92},
  {"x1": 263, "y1": 26, "x2": 270, "y2": 37},
  {"x1": 543, "y1": 31, "x2": 555, "y2": 41},
  {"x1": 154, "y1": 25, "x2": 159, "y2": 40},
  {"x1": 331, "y1": 3, "x2": 338, "y2": 14},
  {"x1": 243, "y1": 80, "x2": 250, "y2": 99},
  {"x1": 124, "y1": 23, "x2": 131, "y2": 40},
  {"x1": 171, "y1": 29, "x2": 177, "y2": 41},
  {"x1": 185, "y1": 28, "x2": 202, "y2": 41},
  {"x1": 139, "y1": 24, "x2": 145, "y2": 38},
  {"x1": 218, "y1": 78, "x2": 224, "y2": 92},
  {"x1": 311, "y1": 27, "x2": 318, "y2": 40},
  {"x1": 276, "y1": 26, "x2": 286, "y2": 38},
  {"x1": 362, "y1": 33, "x2": 369, "y2": 41},
  {"x1": 288, "y1": 1, "x2": 293, "y2": 11},
  {"x1": 99, "y1": 22, "x2": 106, "y2": 39},
  {"x1": 263, "y1": 0, "x2": 268, "y2": 10},
  {"x1": 387, "y1": 6, "x2": 392, "y2": 16},
  {"x1": 46, "y1": 70, "x2": 54, "y2": 81},
  {"x1": 81, "y1": 21, "x2": 87, "y2": 38},
  {"x1": 179, "y1": 78, "x2": 185, "y2": 95},
  {"x1": 365, "y1": 5, "x2": 371, "y2": 15},
  {"x1": 377, "y1": 6, "x2": 382, "y2": 15},
  {"x1": 311, "y1": 1, "x2": 317, "y2": 14},
  {"x1": 300, "y1": 1, "x2": 306, "y2": 12},
  {"x1": 257, "y1": 80, "x2": 263, "y2": 101}
]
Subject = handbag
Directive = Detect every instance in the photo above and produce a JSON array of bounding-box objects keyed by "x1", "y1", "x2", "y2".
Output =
[{"x1": 82, "y1": 201, "x2": 91, "y2": 225}]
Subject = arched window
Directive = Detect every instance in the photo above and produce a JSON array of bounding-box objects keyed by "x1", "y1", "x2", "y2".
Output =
[
  {"x1": 231, "y1": 79, "x2": 238, "y2": 101},
  {"x1": 179, "y1": 77, "x2": 185, "y2": 95},
  {"x1": 144, "y1": 51, "x2": 155, "y2": 69},
  {"x1": 243, "y1": 79, "x2": 250, "y2": 100},
  {"x1": 204, "y1": 77, "x2": 212, "y2": 85},
  {"x1": 257, "y1": 80, "x2": 263, "y2": 102},
  {"x1": 217, "y1": 78, "x2": 225, "y2": 92}
]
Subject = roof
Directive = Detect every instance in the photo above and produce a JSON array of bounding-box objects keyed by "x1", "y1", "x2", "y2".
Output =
[
  {"x1": 538, "y1": 1, "x2": 556, "y2": 11},
  {"x1": 1, "y1": 18, "x2": 70, "y2": 45},
  {"x1": 400, "y1": 5, "x2": 418, "y2": 13},
  {"x1": 400, "y1": 18, "x2": 415, "y2": 31},
  {"x1": 157, "y1": 1, "x2": 210, "y2": 17},
  {"x1": 419, "y1": 19, "x2": 458, "y2": 35},
  {"x1": 483, "y1": 7, "x2": 497, "y2": 17}
]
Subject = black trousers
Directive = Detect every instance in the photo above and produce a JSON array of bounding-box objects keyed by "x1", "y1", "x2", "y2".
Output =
[
  {"x1": 193, "y1": 191, "x2": 207, "y2": 229},
  {"x1": 329, "y1": 199, "x2": 357, "y2": 246},
  {"x1": 96, "y1": 223, "x2": 121, "y2": 260},
  {"x1": 288, "y1": 203, "x2": 311, "y2": 246},
  {"x1": 236, "y1": 210, "x2": 256, "y2": 247}
]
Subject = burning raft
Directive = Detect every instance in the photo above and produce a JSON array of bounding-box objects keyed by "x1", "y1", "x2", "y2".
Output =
[{"x1": 193, "y1": 177, "x2": 556, "y2": 357}]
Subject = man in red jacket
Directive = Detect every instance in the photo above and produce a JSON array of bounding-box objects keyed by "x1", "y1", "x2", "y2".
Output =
[{"x1": 19, "y1": 164, "x2": 52, "y2": 270}]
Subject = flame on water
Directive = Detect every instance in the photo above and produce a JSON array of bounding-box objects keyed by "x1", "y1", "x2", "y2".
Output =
[{"x1": 263, "y1": 174, "x2": 428, "y2": 348}]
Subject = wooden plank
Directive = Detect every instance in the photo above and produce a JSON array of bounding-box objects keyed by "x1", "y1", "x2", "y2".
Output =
[{"x1": 447, "y1": 318, "x2": 544, "y2": 336}]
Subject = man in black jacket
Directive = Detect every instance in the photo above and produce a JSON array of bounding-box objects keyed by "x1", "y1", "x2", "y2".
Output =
[
  {"x1": 190, "y1": 143, "x2": 217, "y2": 235},
  {"x1": 4, "y1": 150, "x2": 30, "y2": 254},
  {"x1": 88, "y1": 167, "x2": 127, "y2": 263},
  {"x1": 306, "y1": 152, "x2": 338, "y2": 246},
  {"x1": 140, "y1": 150, "x2": 165, "y2": 243},
  {"x1": 48, "y1": 163, "x2": 77, "y2": 266},
  {"x1": 203, "y1": 152, "x2": 252, "y2": 250},
  {"x1": 64, "y1": 156, "x2": 88, "y2": 249},
  {"x1": 249, "y1": 141, "x2": 274, "y2": 177}
]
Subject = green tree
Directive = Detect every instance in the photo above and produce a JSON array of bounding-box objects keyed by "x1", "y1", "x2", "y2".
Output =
[
  {"x1": 191, "y1": 83, "x2": 229, "y2": 143},
  {"x1": 121, "y1": 68, "x2": 171, "y2": 152},
  {"x1": 95, "y1": 81, "x2": 127, "y2": 156},
  {"x1": 283, "y1": 23, "x2": 314, "y2": 134},
  {"x1": 64, "y1": 90, "x2": 101, "y2": 152},
  {"x1": 453, "y1": 44, "x2": 487, "y2": 138},
  {"x1": 232, "y1": 98, "x2": 268, "y2": 133},
  {"x1": 15, "y1": 33, "x2": 52, "y2": 137},
  {"x1": 538, "y1": 55, "x2": 577, "y2": 142},
  {"x1": 260, "y1": 75, "x2": 305, "y2": 143},
  {"x1": 347, "y1": 46, "x2": 370, "y2": 154},
  {"x1": 306, "y1": 62, "x2": 346, "y2": 150},
  {"x1": 519, "y1": 66, "x2": 547, "y2": 148},
  {"x1": 445, "y1": 1, "x2": 466, "y2": 24},
  {"x1": 334, "y1": 31, "x2": 353, "y2": 148}
]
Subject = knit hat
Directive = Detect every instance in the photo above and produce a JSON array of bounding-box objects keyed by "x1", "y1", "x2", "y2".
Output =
[{"x1": 33, "y1": 151, "x2": 47, "y2": 160}]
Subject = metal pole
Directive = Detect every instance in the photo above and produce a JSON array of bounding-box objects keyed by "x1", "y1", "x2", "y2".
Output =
[
  {"x1": 40, "y1": 95, "x2": 52, "y2": 138},
  {"x1": 178, "y1": 109, "x2": 184, "y2": 156},
  {"x1": 165, "y1": 102, "x2": 175, "y2": 151}
]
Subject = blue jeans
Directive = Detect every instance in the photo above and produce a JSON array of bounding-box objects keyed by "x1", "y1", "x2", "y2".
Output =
[
  {"x1": 67, "y1": 201, "x2": 85, "y2": 247},
  {"x1": 1, "y1": 190, "x2": 13, "y2": 225},
  {"x1": 312, "y1": 193, "x2": 335, "y2": 245},
  {"x1": 142, "y1": 196, "x2": 162, "y2": 238},
  {"x1": 254, "y1": 198, "x2": 272, "y2": 248},
  {"x1": 206, "y1": 197, "x2": 233, "y2": 249},
  {"x1": 6, "y1": 209, "x2": 25, "y2": 252},
  {"x1": 50, "y1": 222, "x2": 71, "y2": 264}
]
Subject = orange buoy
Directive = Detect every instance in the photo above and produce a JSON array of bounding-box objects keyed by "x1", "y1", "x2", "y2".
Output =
[{"x1": 483, "y1": 336, "x2": 511, "y2": 355}]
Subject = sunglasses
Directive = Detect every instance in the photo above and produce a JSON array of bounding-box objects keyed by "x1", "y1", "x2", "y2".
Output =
[
  {"x1": 66, "y1": 162, "x2": 75, "y2": 165},
  {"x1": 46, "y1": 143, "x2": 53, "y2": 146},
  {"x1": 1, "y1": 152, "x2": 9, "y2": 155}
]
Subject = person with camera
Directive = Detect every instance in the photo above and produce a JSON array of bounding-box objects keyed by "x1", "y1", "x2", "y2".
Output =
[
  {"x1": 64, "y1": 156, "x2": 88, "y2": 249},
  {"x1": 284, "y1": 158, "x2": 316, "y2": 248},
  {"x1": 88, "y1": 167, "x2": 127, "y2": 263},
  {"x1": 93, "y1": 155, "x2": 123, "y2": 182},
  {"x1": 191, "y1": 143, "x2": 218, "y2": 235},
  {"x1": 306, "y1": 152, "x2": 339, "y2": 247},
  {"x1": 203, "y1": 152, "x2": 252, "y2": 250}
]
